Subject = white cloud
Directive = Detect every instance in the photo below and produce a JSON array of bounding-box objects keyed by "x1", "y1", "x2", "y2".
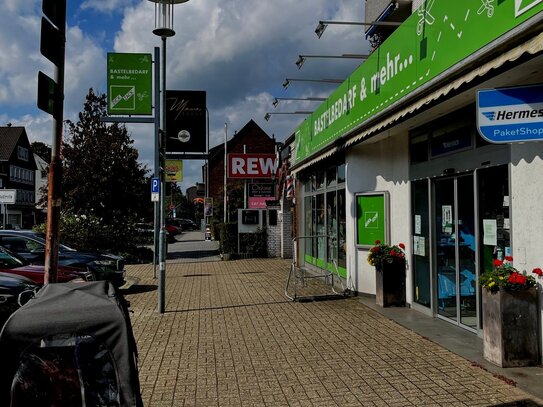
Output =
[
  {"x1": 1, "y1": 0, "x2": 368, "y2": 192},
  {"x1": 80, "y1": 0, "x2": 134, "y2": 14}
]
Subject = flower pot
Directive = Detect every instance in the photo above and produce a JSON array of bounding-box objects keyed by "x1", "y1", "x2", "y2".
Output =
[
  {"x1": 482, "y1": 287, "x2": 539, "y2": 367},
  {"x1": 375, "y1": 260, "x2": 406, "y2": 307}
]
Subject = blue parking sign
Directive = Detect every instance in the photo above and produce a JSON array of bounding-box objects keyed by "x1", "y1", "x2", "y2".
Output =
[{"x1": 151, "y1": 177, "x2": 160, "y2": 193}]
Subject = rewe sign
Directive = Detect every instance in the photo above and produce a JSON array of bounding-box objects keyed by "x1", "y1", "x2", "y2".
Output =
[{"x1": 228, "y1": 153, "x2": 277, "y2": 179}]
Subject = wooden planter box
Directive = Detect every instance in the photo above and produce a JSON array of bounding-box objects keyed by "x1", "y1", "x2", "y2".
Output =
[
  {"x1": 375, "y1": 260, "x2": 406, "y2": 307},
  {"x1": 482, "y1": 287, "x2": 539, "y2": 367}
]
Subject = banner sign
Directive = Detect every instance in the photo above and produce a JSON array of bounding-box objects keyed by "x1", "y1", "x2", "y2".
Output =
[
  {"x1": 204, "y1": 197, "x2": 213, "y2": 217},
  {"x1": 356, "y1": 192, "x2": 389, "y2": 248},
  {"x1": 477, "y1": 84, "x2": 543, "y2": 143},
  {"x1": 107, "y1": 53, "x2": 152, "y2": 115},
  {"x1": 165, "y1": 159, "x2": 183, "y2": 182},
  {"x1": 248, "y1": 183, "x2": 274, "y2": 198},
  {"x1": 294, "y1": 0, "x2": 543, "y2": 163},
  {"x1": 166, "y1": 90, "x2": 206, "y2": 154},
  {"x1": 228, "y1": 153, "x2": 277, "y2": 179}
]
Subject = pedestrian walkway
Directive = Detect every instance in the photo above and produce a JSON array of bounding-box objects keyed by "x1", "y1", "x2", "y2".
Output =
[{"x1": 123, "y1": 258, "x2": 543, "y2": 407}]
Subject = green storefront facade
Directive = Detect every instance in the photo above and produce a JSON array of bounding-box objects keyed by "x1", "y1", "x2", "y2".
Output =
[{"x1": 291, "y1": 0, "x2": 543, "y2": 345}]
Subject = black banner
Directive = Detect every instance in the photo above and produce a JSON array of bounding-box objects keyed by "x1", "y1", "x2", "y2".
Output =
[{"x1": 166, "y1": 90, "x2": 206, "y2": 154}]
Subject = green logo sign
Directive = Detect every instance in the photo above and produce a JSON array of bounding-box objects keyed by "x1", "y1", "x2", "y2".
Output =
[
  {"x1": 107, "y1": 53, "x2": 152, "y2": 115},
  {"x1": 294, "y1": 0, "x2": 543, "y2": 163}
]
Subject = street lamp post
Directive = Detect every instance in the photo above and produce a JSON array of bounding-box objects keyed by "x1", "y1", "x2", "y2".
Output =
[
  {"x1": 295, "y1": 53, "x2": 369, "y2": 69},
  {"x1": 149, "y1": 0, "x2": 189, "y2": 314}
]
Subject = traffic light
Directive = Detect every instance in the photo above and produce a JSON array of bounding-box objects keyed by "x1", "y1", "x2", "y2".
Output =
[{"x1": 37, "y1": 0, "x2": 66, "y2": 121}]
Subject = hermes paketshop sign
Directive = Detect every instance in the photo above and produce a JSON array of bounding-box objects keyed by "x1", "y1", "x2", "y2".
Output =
[
  {"x1": 294, "y1": 0, "x2": 543, "y2": 162},
  {"x1": 107, "y1": 53, "x2": 152, "y2": 115},
  {"x1": 228, "y1": 153, "x2": 277, "y2": 179}
]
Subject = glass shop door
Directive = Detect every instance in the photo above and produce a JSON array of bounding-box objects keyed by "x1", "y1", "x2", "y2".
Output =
[{"x1": 434, "y1": 174, "x2": 477, "y2": 331}]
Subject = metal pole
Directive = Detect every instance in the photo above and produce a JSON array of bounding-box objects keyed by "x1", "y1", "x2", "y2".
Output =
[
  {"x1": 153, "y1": 46, "x2": 160, "y2": 279},
  {"x1": 205, "y1": 107, "x2": 209, "y2": 229},
  {"x1": 158, "y1": 36, "x2": 167, "y2": 314},
  {"x1": 243, "y1": 144, "x2": 247, "y2": 208},
  {"x1": 223, "y1": 122, "x2": 227, "y2": 224}
]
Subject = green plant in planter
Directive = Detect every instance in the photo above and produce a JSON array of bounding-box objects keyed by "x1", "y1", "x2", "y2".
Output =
[{"x1": 479, "y1": 257, "x2": 536, "y2": 293}]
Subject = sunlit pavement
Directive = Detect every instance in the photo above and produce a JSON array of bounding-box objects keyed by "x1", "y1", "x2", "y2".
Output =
[{"x1": 122, "y1": 251, "x2": 543, "y2": 407}]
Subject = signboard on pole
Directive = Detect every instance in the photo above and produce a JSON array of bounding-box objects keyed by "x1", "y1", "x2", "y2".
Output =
[
  {"x1": 477, "y1": 84, "x2": 543, "y2": 143},
  {"x1": 166, "y1": 90, "x2": 207, "y2": 154},
  {"x1": 165, "y1": 159, "x2": 183, "y2": 182},
  {"x1": 151, "y1": 177, "x2": 159, "y2": 202},
  {"x1": 107, "y1": 53, "x2": 152, "y2": 115},
  {"x1": 0, "y1": 190, "x2": 16, "y2": 204}
]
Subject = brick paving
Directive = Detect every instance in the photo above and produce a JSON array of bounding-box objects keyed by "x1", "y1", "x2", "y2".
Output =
[{"x1": 123, "y1": 259, "x2": 542, "y2": 407}]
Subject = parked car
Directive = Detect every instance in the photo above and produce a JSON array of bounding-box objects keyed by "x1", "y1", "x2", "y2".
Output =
[
  {"x1": 178, "y1": 218, "x2": 198, "y2": 231},
  {"x1": 0, "y1": 272, "x2": 39, "y2": 323},
  {"x1": 136, "y1": 222, "x2": 177, "y2": 243},
  {"x1": 0, "y1": 245, "x2": 94, "y2": 285},
  {"x1": 0, "y1": 231, "x2": 125, "y2": 288},
  {"x1": 165, "y1": 219, "x2": 183, "y2": 235}
]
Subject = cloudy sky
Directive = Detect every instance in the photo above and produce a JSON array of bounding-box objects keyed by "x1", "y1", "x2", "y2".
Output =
[{"x1": 1, "y1": 0, "x2": 370, "y2": 193}]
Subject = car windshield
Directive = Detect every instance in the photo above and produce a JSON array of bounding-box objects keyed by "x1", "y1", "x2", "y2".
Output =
[
  {"x1": 0, "y1": 247, "x2": 28, "y2": 268},
  {"x1": 30, "y1": 234, "x2": 76, "y2": 252}
]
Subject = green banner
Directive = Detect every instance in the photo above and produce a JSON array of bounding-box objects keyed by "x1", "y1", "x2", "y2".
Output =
[
  {"x1": 295, "y1": 0, "x2": 543, "y2": 162},
  {"x1": 107, "y1": 53, "x2": 152, "y2": 115},
  {"x1": 356, "y1": 193, "x2": 388, "y2": 247}
]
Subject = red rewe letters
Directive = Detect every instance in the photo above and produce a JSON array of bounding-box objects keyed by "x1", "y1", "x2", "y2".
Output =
[{"x1": 228, "y1": 153, "x2": 278, "y2": 178}]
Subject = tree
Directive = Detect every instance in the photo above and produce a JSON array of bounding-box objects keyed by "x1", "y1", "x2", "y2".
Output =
[
  {"x1": 30, "y1": 141, "x2": 52, "y2": 162},
  {"x1": 62, "y1": 89, "x2": 151, "y2": 223}
]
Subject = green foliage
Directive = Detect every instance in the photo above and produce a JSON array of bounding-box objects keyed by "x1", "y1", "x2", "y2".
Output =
[
  {"x1": 34, "y1": 213, "x2": 151, "y2": 263},
  {"x1": 219, "y1": 222, "x2": 238, "y2": 254},
  {"x1": 62, "y1": 88, "x2": 151, "y2": 223},
  {"x1": 240, "y1": 227, "x2": 267, "y2": 258}
]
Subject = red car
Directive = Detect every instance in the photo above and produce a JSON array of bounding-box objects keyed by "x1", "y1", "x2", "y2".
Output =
[{"x1": 0, "y1": 246, "x2": 94, "y2": 285}]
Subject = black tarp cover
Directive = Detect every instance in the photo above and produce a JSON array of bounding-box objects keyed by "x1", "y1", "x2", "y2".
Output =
[{"x1": 0, "y1": 280, "x2": 143, "y2": 407}]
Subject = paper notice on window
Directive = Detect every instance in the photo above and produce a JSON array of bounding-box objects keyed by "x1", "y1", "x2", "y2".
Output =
[
  {"x1": 503, "y1": 218, "x2": 510, "y2": 230},
  {"x1": 442, "y1": 205, "x2": 452, "y2": 234},
  {"x1": 415, "y1": 215, "x2": 422, "y2": 235},
  {"x1": 413, "y1": 235, "x2": 425, "y2": 256},
  {"x1": 483, "y1": 219, "x2": 497, "y2": 246}
]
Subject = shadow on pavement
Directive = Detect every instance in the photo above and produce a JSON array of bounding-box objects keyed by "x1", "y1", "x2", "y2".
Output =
[
  {"x1": 122, "y1": 284, "x2": 158, "y2": 295},
  {"x1": 165, "y1": 300, "x2": 291, "y2": 314},
  {"x1": 167, "y1": 250, "x2": 220, "y2": 260}
]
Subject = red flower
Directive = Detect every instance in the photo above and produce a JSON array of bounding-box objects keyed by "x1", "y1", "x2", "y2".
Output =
[
  {"x1": 505, "y1": 256, "x2": 513, "y2": 262},
  {"x1": 374, "y1": 240, "x2": 381, "y2": 245},
  {"x1": 532, "y1": 268, "x2": 543, "y2": 277},
  {"x1": 493, "y1": 259, "x2": 503, "y2": 267},
  {"x1": 398, "y1": 243, "x2": 405, "y2": 250},
  {"x1": 508, "y1": 272, "x2": 527, "y2": 285}
]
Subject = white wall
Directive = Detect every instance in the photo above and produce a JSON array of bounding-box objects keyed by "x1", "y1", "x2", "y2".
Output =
[
  {"x1": 510, "y1": 141, "x2": 543, "y2": 362},
  {"x1": 345, "y1": 133, "x2": 411, "y2": 300}
]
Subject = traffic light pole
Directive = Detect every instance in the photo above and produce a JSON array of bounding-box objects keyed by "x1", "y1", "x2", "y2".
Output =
[{"x1": 41, "y1": 0, "x2": 67, "y2": 285}]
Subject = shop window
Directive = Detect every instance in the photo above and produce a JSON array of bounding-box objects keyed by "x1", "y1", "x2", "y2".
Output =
[
  {"x1": 477, "y1": 165, "x2": 510, "y2": 277},
  {"x1": 315, "y1": 171, "x2": 325, "y2": 190},
  {"x1": 429, "y1": 125, "x2": 473, "y2": 158},
  {"x1": 326, "y1": 167, "x2": 337, "y2": 187},
  {"x1": 412, "y1": 180, "x2": 430, "y2": 308},
  {"x1": 337, "y1": 164, "x2": 345, "y2": 184}
]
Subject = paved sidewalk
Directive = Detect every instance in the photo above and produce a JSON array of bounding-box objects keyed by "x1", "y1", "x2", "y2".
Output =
[{"x1": 123, "y1": 259, "x2": 542, "y2": 407}]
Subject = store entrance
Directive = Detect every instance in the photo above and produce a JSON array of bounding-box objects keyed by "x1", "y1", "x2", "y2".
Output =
[{"x1": 434, "y1": 174, "x2": 477, "y2": 331}]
